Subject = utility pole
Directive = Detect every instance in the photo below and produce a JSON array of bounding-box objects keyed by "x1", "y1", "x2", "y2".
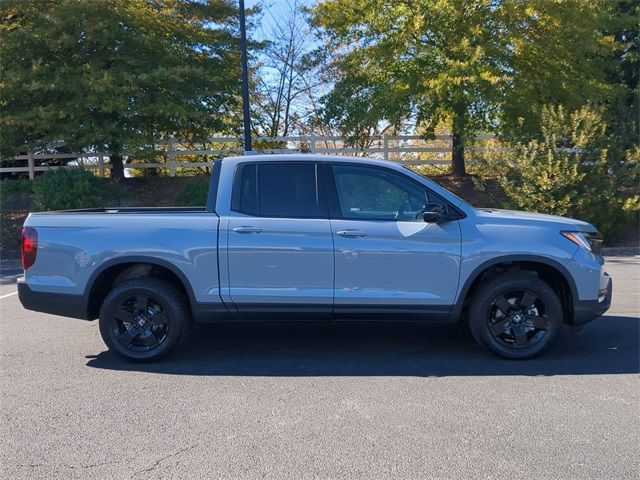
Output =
[{"x1": 239, "y1": 0, "x2": 252, "y2": 153}]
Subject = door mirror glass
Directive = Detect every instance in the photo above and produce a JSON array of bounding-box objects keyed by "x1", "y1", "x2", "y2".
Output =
[
  {"x1": 422, "y1": 211, "x2": 441, "y2": 223},
  {"x1": 422, "y1": 202, "x2": 447, "y2": 223}
]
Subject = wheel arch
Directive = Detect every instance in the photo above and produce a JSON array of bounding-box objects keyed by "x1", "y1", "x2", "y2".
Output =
[
  {"x1": 85, "y1": 256, "x2": 197, "y2": 320},
  {"x1": 453, "y1": 255, "x2": 577, "y2": 324}
]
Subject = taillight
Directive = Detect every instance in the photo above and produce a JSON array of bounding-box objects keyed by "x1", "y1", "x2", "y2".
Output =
[{"x1": 21, "y1": 227, "x2": 38, "y2": 270}]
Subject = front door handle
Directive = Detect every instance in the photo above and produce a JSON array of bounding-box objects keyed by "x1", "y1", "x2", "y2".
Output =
[
  {"x1": 336, "y1": 230, "x2": 367, "y2": 237},
  {"x1": 233, "y1": 226, "x2": 262, "y2": 234}
]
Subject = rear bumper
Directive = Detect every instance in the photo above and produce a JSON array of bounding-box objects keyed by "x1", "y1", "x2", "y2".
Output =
[
  {"x1": 572, "y1": 272, "x2": 612, "y2": 326},
  {"x1": 18, "y1": 279, "x2": 90, "y2": 320}
]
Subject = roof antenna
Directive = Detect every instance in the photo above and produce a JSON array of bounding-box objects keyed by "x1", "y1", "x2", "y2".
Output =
[{"x1": 239, "y1": 0, "x2": 252, "y2": 154}]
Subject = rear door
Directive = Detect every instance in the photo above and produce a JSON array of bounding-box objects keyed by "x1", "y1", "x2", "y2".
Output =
[
  {"x1": 326, "y1": 163, "x2": 462, "y2": 318},
  {"x1": 225, "y1": 161, "x2": 333, "y2": 316}
]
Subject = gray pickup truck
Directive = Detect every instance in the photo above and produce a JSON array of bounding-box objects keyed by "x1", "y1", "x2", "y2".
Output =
[{"x1": 18, "y1": 154, "x2": 611, "y2": 361}]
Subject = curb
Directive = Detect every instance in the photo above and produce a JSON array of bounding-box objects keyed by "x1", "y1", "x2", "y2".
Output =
[
  {"x1": 602, "y1": 247, "x2": 640, "y2": 256},
  {"x1": 0, "y1": 261, "x2": 21, "y2": 271},
  {"x1": 0, "y1": 252, "x2": 21, "y2": 272}
]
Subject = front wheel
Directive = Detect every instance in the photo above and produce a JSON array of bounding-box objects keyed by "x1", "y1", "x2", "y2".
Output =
[
  {"x1": 99, "y1": 278, "x2": 190, "y2": 362},
  {"x1": 468, "y1": 272, "x2": 563, "y2": 359}
]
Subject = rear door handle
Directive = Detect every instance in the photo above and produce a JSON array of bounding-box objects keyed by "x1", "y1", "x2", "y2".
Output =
[
  {"x1": 336, "y1": 230, "x2": 367, "y2": 237},
  {"x1": 232, "y1": 226, "x2": 262, "y2": 234}
]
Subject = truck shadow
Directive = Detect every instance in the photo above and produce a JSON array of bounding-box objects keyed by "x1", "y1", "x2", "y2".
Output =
[{"x1": 86, "y1": 315, "x2": 639, "y2": 377}]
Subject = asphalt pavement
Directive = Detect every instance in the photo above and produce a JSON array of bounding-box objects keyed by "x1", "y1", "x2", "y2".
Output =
[{"x1": 1, "y1": 257, "x2": 638, "y2": 479}]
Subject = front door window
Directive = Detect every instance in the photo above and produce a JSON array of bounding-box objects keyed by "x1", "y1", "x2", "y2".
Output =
[{"x1": 331, "y1": 164, "x2": 429, "y2": 221}]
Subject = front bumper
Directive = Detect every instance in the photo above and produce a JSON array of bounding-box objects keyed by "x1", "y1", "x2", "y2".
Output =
[
  {"x1": 572, "y1": 272, "x2": 612, "y2": 326},
  {"x1": 18, "y1": 278, "x2": 90, "y2": 320}
]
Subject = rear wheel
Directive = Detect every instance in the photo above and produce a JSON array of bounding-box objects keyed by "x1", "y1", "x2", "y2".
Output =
[
  {"x1": 468, "y1": 272, "x2": 563, "y2": 359},
  {"x1": 99, "y1": 278, "x2": 190, "y2": 362}
]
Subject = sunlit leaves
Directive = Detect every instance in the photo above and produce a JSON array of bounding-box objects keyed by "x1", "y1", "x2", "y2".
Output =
[
  {"x1": 310, "y1": 0, "x2": 623, "y2": 171},
  {"x1": 0, "y1": 0, "x2": 242, "y2": 170}
]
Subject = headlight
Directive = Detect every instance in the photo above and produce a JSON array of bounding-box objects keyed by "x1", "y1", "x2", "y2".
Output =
[{"x1": 561, "y1": 231, "x2": 603, "y2": 254}]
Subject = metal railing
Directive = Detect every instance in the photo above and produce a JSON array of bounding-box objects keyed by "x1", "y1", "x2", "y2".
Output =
[{"x1": 0, "y1": 134, "x2": 500, "y2": 179}]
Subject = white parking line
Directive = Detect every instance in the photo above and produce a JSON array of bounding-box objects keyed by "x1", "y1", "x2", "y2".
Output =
[{"x1": 0, "y1": 291, "x2": 17, "y2": 299}]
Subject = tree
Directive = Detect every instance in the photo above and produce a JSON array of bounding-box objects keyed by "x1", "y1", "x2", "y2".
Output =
[
  {"x1": 310, "y1": 0, "x2": 510, "y2": 175},
  {"x1": 310, "y1": 0, "x2": 616, "y2": 176},
  {"x1": 0, "y1": 0, "x2": 242, "y2": 180},
  {"x1": 499, "y1": 0, "x2": 616, "y2": 139},
  {"x1": 252, "y1": 0, "x2": 326, "y2": 143},
  {"x1": 479, "y1": 105, "x2": 638, "y2": 239},
  {"x1": 601, "y1": 0, "x2": 639, "y2": 148}
]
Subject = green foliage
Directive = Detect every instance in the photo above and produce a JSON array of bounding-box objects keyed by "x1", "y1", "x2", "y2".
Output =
[
  {"x1": 499, "y1": 0, "x2": 615, "y2": 138},
  {"x1": 32, "y1": 169, "x2": 108, "y2": 211},
  {"x1": 0, "y1": 180, "x2": 34, "y2": 251},
  {"x1": 477, "y1": 106, "x2": 637, "y2": 239},
  {"x1": 0, "y1": 180, "x2": 33, "y2": 210},
  {"x1": 175, "y1": 178, "x2": 210, "y2": 206},
  {"x1": 409, "y1": 165, "x2": 452, "y2": 177},
  {"x1": 0, "y1": 0, "x2": 243, "y2": 178},
  {"x1": 310, "y1": 0, "x2": 620, "y2": 173},
  {"x1": 620, "y1": 146, "x2": 640, "y2": 214},
  {"x1": 601, "y1": 0, "x2": 639, "y2": 148},
  {"x1": 312, "y1": 0, "x2": 508, "y2": 130}
]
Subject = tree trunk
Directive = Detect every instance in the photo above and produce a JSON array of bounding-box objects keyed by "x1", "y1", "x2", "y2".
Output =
[
  {"x1": 110, "y1": 153, "x2": 125, "y2": 181},
  {"x1": 451, "y1": 109, "x2": 467, "y2": 177}
]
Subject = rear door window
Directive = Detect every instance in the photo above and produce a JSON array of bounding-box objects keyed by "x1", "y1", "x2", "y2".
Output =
[{"x1": 232, "y1": 163, "x2": 323, "y2": 218}]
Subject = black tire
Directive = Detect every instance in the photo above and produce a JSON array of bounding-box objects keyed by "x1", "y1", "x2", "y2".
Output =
[
  {"x1": 468, "y1": 272, "x2": 563, "y2": 359},
  {"x1": 99, "y1": 278, "x2": 190, "y2": 362}
]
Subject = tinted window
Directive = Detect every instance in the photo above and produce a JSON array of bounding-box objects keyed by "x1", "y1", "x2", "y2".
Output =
[
  {"x1": 232, "y1": 163, "x2": 321, "y2": 218},
  {"x1": 331, "y1": 165, "x2": 428, "y2": 220},
  {"x1": 235, "y1": 164, "x2": 258, "y2": 215}
]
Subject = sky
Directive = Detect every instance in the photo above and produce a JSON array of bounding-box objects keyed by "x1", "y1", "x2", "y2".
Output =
[{"x1": 246, "y1": 0, "x2": 316, "y2": 42}]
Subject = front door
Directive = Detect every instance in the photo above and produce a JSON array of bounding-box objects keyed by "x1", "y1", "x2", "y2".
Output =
[
  {"x1": 327, "y1": 163, "x2": 461, "y2": 318},
  {"x1": 225, "y1": 162, "x2": 333, "y2": 316}
]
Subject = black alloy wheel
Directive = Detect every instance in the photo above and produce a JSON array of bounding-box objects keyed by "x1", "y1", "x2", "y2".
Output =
[
  {"x1": 487, "y1": 289, "x2": 551, "y2": 349},
  {"x1": 468, "y1": 272, "x2": 563, "y2": 359},
  {"x1": 99, "y1": 278, "x2": 190, "y2": 362},
  {"x1": 110, "y1": 294, "x2": 170, "y2": 352}
]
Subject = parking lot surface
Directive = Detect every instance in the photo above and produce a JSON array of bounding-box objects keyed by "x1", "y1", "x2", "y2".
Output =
[{"x1": 1, "y1": 257, "x2": 638, "y2": 479}]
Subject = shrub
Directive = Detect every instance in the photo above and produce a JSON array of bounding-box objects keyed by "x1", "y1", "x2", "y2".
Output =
[
  {"x1": 0, "y1": 179, "x2": 33, "y2": 211},
  {"x1": 175, "y1": 177, "x2": 210, "y2": 206},
  {"x1": 0, "y1": 180, "x2": 34, "y2": 251},
  {"x1": 32, "y1": 168, "x2": 108, "y2": 211},
  {"x1": 620, "y1": 146, "x2": 640, "y2": 214},
  {"x1": 477, "y1": 106, "x2": 637, "y2": 240}
]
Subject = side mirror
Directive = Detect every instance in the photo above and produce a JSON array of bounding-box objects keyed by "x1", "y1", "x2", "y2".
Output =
[
  {"x1": 422, "y1": 211, "x2": 442, "y2": 223},
  {"x1": 422, "y1": 202, "x2": 446, "y2": 223}
]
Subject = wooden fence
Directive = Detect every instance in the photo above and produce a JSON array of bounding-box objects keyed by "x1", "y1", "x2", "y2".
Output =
[{"x1": 0, "y1": 134, "x2": 501, "y2": 179}]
